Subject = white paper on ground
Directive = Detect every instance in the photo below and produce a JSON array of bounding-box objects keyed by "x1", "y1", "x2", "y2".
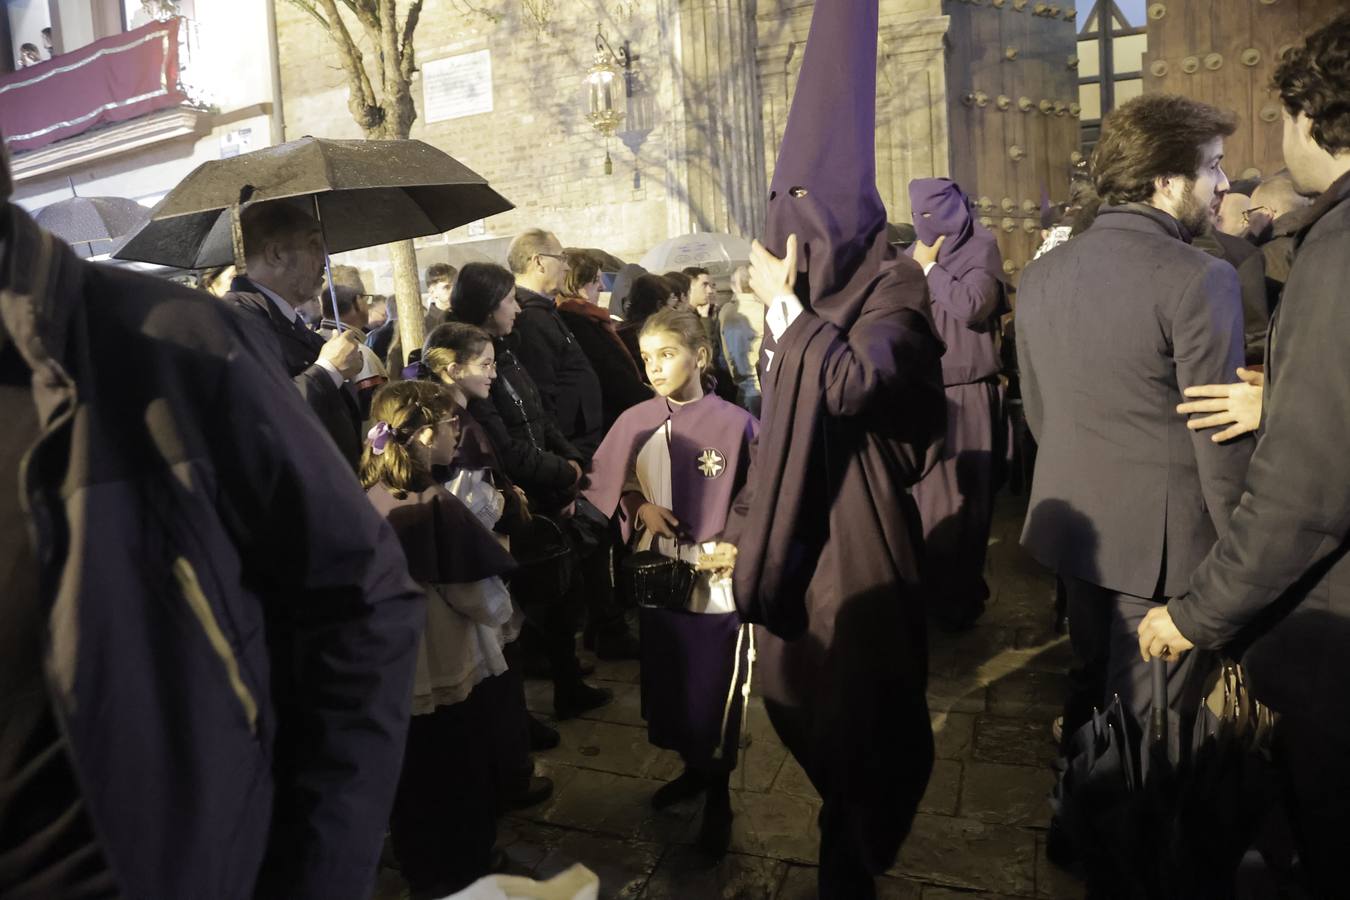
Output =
[{"x1": 440, "y1": 864, "x2": 600, "y2": 900}]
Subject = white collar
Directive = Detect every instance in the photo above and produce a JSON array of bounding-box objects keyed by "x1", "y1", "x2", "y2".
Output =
[{"x1": 252, "y1": 279, "x2": 300, "y2": 323}]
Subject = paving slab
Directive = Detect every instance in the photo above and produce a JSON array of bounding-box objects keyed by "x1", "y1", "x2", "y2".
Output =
[
  {"x1": 959, "y1": 762, "x2": 1055, "y2": 828},
  {"x1": 533, "y1": 830, "x2": 663, "y2": 899},
  {"x1": 539, "y1": 767, "x2": 700, "y2": 845},
  {"x1": 775, "y1": 864, "x2": 923, "y2": 899},
  {"x1": 987, "y1": 669, "x2": 1068, "y2": 719},
  {"x1": 642, "y1": 846, "x2": 787, "y2": 899},
  {"x1": 890, "y1": 814, "x2": 1038, "y2": 896},
  {"x1": 919, "y1": 759, "x2": 963, "y2": 817},
  {"x1": 932, "y1": 711, "x2": 977, "y2": 760},
  {"x1": 928, "y1": 626, "x2": 1020, "y2": 679},
  {"x1": 726, "y1": 788, "x2": 822, "y2": 864},
  {"x1": 973, "y1": 715, "x2": 1059, "y2": 768},
  {"x1": 928, "y1": 673, "x2": 990, "y2": 715},
  {"x1": 536, "y1": 719, "x2": 662, "y2": 779}
]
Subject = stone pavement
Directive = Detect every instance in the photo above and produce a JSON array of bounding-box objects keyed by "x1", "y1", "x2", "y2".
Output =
[{"x1": 376, "y1": 493, "x2": 1087, "y2": 899}]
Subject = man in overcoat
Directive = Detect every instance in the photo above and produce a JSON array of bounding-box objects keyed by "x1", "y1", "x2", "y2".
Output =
[
  {"x1": 1138, "y1": 15, "x2": 1350, "y2": 892},
  {"x1": 224, "y1": 201, "x2": 366, "y2": 469}
]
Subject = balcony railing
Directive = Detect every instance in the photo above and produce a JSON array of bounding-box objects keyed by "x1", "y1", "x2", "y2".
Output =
[{"x1": 0, "y1": 17, "x2": 190, "y2": 155}]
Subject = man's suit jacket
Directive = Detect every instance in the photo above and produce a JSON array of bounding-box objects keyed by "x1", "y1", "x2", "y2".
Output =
[
  {"x1": 1015, "y1": 204, "x2": 1252, "y2": 598},
  {"x1": 225, "y1": 277, "x2": 363, "y2": 469},
  {"x1": 1171, "y1": 172, "x2": 1350, "y2": 736}
]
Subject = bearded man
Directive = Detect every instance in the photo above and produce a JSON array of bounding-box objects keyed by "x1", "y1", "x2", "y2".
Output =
[{"x1": 1015, "y1": 94, "x2": 1253, "y2": 760}]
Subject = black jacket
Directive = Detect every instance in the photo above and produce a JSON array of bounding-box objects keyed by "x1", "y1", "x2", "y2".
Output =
[
  {"x1": 0, "y1": 203, "x2": 423, "y2": 899},
  {"x1": 225, "y1": 277, "x2": 363, "y2": 468},
  {"x1": 1172, "y1": 171, "x2": 1350, "y2": 738},
  {"x1": 469, "y1": 338, "x2": 583, "y2": 514},
  {"x1": 556, "y1": 297, "x2": 650, "y2": 429},
  {"x1": 1194, "y1": 227, "x2": 1271, "y2": 365},
  {"x1": 512, "y1": 287, "x2": 604, "y2": 459}
]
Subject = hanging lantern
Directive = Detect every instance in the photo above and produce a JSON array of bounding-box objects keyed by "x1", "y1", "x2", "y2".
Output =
[
  {"x1": 585, "y1": 37, "x2": 625, "y2": 137},
  {"x1": 585, "y1": 24, "x2": 634, "y2": 173}
]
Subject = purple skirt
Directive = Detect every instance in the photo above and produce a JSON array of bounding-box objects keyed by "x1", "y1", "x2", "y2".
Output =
[{"x1": 639, "y1": 606, "x2": 749, "y2": 768}]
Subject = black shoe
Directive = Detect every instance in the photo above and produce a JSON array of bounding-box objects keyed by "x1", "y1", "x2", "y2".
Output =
[
  {"x1": 698, "y1": 792, "x2": 733, "y2": 858},
  {"x1": 594, "y1": 628, "x2": 641, "y2": 661},
  {"x1": 651, "y1": 768, "x2": 707, "y2": 809},
  {"x1": 505, "y1": 775, "x2": 554, "y2": 810},
  {"x1": 554, "y1": 682, "x2": 612, "y2": 720},
  {"x1": 528, "y1": 714, "x2": 560, "y2": 751}
]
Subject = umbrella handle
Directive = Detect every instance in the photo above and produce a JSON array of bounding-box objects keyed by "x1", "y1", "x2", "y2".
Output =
[{"x1": 1149, "y1": 655, "x2": 1167, "y2": 748}]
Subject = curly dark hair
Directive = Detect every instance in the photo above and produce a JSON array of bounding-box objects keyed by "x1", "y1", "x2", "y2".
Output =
[
  {"x1": 1273, "y1": 13, "x2": 1350, "y2": 155},
  {"x1": 1090, "y1": 94, "x2": 1237, "y2": 206}
]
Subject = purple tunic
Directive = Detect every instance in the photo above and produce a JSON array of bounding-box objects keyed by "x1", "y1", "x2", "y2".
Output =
[
  {"x1": 584, "y1": 395, "x2": 758, "y2": 766},
  {"x1": 907, "y1": 179, "x2": 1009, "y2": 627}
]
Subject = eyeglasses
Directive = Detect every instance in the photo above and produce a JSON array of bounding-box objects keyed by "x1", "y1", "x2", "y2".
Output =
[
  {"x1": 466, "y1": 359, "x2": 498, "y2": 372},
  {"x1": 537, "y1": 253, "x2": 571, "y2": 269},
  {"x1": 1241, "y1": 206, "x2": 1271, "y2": 223},
  {"x1": 437, "y1": 415, "x2": 461, "y2": 429}
]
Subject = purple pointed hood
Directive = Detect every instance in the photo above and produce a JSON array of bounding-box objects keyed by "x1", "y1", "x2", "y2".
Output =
[
  {"x1": 761, "y1": 0, "x2": 892, "y2": 330},
  {"x1": 907, "y1": 177, "x2": 1005, "y2": 283}
]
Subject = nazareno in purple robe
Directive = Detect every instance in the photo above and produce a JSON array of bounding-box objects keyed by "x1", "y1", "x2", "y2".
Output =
[
  {"x1": 906, "y1": 178, "x2": 1010, "y2": 628},
  {"x1": 584, "y1": 395, "x2": 758, "y2": 768},
  {"x1": 718, "y1": 0, "x2": 948, "y2": 894}
]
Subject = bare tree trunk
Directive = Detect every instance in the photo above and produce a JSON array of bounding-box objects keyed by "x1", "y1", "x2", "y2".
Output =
[
  {"x1": 288, "y1": 0, "x2": 428, "y2": 370},
  {"x1": 390, "y1": 239, "x2": 424, "y2": 358}
]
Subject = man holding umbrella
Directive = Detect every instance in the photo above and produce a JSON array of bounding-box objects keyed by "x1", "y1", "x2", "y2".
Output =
[{"x1": 225, "y1": 201, "x2": 366, "y2": 469}]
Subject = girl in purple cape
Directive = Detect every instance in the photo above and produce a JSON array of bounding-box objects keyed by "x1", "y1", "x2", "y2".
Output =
[
  {"x1": 907, "y1": 177, "x2": 1010, "y2": 630},
  {"x1": 361, "y1": 380, "x2": 518, "y2": 898},
  {"x1": 583, "y1": 306, "x2": 758, "y2": 857}
]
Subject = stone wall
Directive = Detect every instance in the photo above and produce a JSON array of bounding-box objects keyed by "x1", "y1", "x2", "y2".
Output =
[{"x1": 271, "y1": 0, "x2": 952, "y2": 291}]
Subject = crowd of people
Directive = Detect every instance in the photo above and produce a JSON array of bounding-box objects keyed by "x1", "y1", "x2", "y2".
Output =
[{"x1": 2, "y1": 5, "x2": 1348, "y2": 900}]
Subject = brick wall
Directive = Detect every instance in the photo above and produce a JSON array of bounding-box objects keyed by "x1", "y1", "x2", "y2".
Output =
[{"x1": 272, "y1": 0, "x2": 681, "y2": 289}]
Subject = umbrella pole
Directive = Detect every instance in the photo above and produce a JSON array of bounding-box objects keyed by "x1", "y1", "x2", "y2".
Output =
[
  {"x1": 313, "y1": 195, "x2": 340, "y2": 326},
  {"x1": 1149, "y1": 655, "x2": 1168, "y2": 749}
]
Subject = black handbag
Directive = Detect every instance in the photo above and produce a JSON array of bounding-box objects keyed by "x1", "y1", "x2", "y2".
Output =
[
  {"x1": 508, "y1": 515, "x2": 574, "y2": 605},
  {"x1": 619, "y1": 550, "x2": 697, "y2": 610}
]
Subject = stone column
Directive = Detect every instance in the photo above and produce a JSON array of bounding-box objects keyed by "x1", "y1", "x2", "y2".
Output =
[
  {"x1": 876, "y1": 12, "x2": 952, "y2": 223},
  {"x1": 663, "y1": 0, "x2": 768, "y2": 240}
]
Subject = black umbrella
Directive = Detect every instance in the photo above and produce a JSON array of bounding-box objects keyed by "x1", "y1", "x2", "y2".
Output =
[
  {"x1": 1052, "y1": 658, "x2": 1278, "y2": 897},
  {"x1": 113, "y1": 136, "x2": 514, "y2": 269},
  {"x1": 34, "y1": 195, "x2": 149, "y2": 258},
  {"x1": 1050, "y1": 658, "x2": 1174, "y2": 898}
]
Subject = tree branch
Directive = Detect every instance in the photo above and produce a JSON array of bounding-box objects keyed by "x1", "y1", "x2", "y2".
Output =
[
  {"x1": 399, "y1": 0, "x2": 424, "y2": 84},
  {"x1": 377, "y1": 0, "x2": 401, "y2": 113},
  {"x1": 283, "y1": 0, "x2": 332, "y2": 34},
  {"x1": 315, "y1": 0, "x2": 383, "y2": 132}
]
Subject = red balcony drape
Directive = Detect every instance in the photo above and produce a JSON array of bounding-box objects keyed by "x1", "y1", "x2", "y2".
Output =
[{"x1": 0, "y1": 18, "x2": 186, "y2": 154}]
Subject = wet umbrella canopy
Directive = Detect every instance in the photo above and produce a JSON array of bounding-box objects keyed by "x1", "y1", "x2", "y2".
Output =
[
  {"x1": 114, "y1": 136, "x2": 514, "y2": 269},
  {"x1": 34, "y1": 195, "x2": 149, "y2": 258}
]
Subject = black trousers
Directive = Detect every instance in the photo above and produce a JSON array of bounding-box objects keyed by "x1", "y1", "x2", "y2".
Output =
[
  {"x1": 1273, "y1": 714, "x2": 1350, "y2": 897},
  {"x1": 388, "y1": 682, "x2": 500, "y2": 899},
  {"x1": 1060, "y1": 576, "x2": 1212, "y2": 758}
]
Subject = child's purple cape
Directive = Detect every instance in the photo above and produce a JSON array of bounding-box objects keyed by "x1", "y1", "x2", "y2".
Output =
[
  {"x1": 367, "y1": 482, "x2": 516, "y2": 585},
  {"x1": 582, "y1": 395, "x2": 758, "y2": 544}
]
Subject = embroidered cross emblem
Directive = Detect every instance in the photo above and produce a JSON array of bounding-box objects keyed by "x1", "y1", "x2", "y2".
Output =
[{"x1": 697, "y1": 448, "x2": 726, "y2": 479}]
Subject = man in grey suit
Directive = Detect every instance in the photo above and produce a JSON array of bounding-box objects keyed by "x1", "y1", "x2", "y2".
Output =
[
  {"x1": 1016, "y1": 94, "x2": 1253, "y2": 737},
  {"x1": 1139, "y1": 15, "x2": 1350, "y2": 891}
]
